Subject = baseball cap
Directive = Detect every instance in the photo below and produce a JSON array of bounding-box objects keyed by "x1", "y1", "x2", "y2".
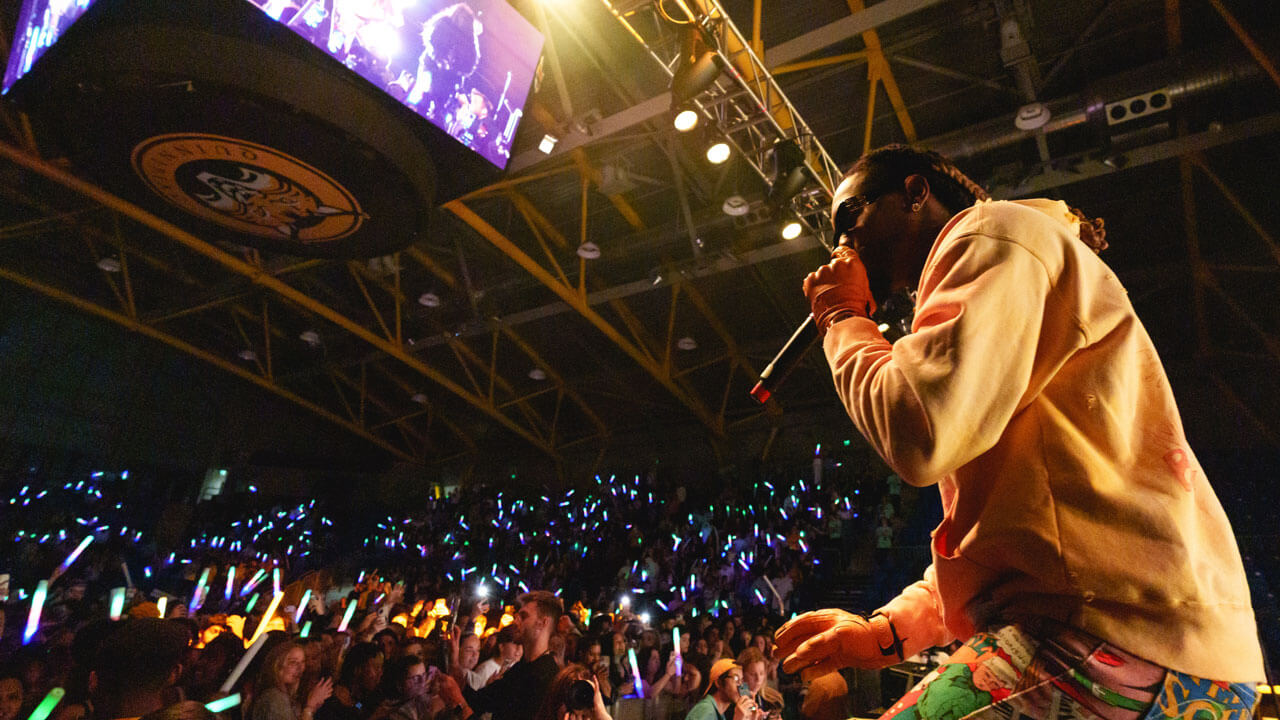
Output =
[{"x1": 705, "y1": 658, "x2": 741, "y2": 696}]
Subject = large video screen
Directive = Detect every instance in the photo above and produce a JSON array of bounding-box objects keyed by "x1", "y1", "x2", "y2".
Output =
[
  {"x1": 247, "y1": 0, "x2": 544, "y2": 169},
  {"x1": 3, "y1": 0, "x2": 544, "y2": 170},
  {"x1": 2, "y1": 0, "x2": 99, "y2": 93}
]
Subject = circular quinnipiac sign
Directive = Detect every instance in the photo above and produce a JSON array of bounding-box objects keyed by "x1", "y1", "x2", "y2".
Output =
[{"x1": 131, "y1": 133, "x2": 367, "y2": 246}]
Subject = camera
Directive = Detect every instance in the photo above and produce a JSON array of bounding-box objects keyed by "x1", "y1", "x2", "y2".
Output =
[{"x1": 566, "y1": 680, "x2": 596, "y2": 711}]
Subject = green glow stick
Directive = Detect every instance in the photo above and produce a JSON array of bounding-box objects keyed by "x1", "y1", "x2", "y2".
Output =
[
  {"x1": 300, "y1": 620, "x2": 312, "y2": 638},
  {"x1": 295, "y1": 589, "x2": 311, "y2": 623},
  {"x1": 246, "y1": 592, "x2": 260, "y2": 613},
  {"x1": 27, "y1": 688, "x2": 65, "y2": 720},
  {"x1": 109, "y1": 587, "x2": 126, "y2": 620},
  {"x1": 205, "y1": 694, "x2": 241, "y2": 713},
  {"x1": 337, "y1": 599, "x2": 358, "y2": 632}
]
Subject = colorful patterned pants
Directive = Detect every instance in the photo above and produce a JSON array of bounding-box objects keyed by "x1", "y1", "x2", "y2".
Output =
[{"x1": 877, "y1": 622, "x2": 1259, "y2": 720}]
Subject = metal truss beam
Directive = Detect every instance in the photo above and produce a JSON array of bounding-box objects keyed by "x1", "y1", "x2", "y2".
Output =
[
  {"x1": 0, "y1": 141, "x2": 559, "y2": 460},
  {"x1": 0, "y1": 265, "x2": 417, "y2": 462},
  {"x1": 445, "y1": 199, "x2": 727, "y2": 438}
]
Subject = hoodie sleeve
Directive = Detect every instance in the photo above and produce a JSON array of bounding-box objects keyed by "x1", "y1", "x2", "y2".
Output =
[
  {"x1": 822, "y1": 229, "x2": 1059, "y2": 485},
  {"x1": 875, "y1": 565, "x2": 952, "y2": 655}
]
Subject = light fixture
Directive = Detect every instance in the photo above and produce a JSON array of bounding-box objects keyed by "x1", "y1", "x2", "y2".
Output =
[
  {"x1": 721, "y1": 195, "x2": 749, "y2": 216},
  {"x1": 96, "y1": 257, "x2": 121, "y2": 273},
  {"x1": 676, "y1": 336, "x2": 697, "y2": 351},
  {"x1": 528, "y1": 367, "x2": 547, "y2": 381},
  {"x1": 705, "y1": 140, "x2": 730, "y2": 164},
  {"x1": 538, "y1": 134, "x2": 558, "y2": 154},
  {"x1": 237, "y1": 349, "x2": 257, "y2": 361},
  {"x1": 411, "y1": 393, "x2": 429, "y2": 405},
  {"x1": 299, "y1": 330, "x2": 321, "y2": 347},
  {"x1": 418, "y1": 292, "x2": 441, "y2": 307},
  {"x1": 768, "y1": 140, "x2": 808, "y2": 208},
  {"x1": 781, "y1": 221, "x2": 803, "y2": 240},
  {"x1": 576, "y1": 241, "x2": 601, "y2": 259},
  {"x1": 1015, "y1": 102, "x2": 1051, "y2": 130},
  {"x1": 673, "y1": 108, "x2": 699, "y2": 132},
  {"x1": 671, "y1": 27, "x2": 722, "y2": 102}
]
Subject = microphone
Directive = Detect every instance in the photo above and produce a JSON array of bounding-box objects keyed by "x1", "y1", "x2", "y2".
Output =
[{"x1": 748, "y1": 315, "x2": 821, "y2": 404}]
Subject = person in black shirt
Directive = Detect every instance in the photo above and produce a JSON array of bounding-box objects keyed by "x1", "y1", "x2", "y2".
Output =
[{"x1": 447, "y1": 591, "x2": 562, "y2": 720}]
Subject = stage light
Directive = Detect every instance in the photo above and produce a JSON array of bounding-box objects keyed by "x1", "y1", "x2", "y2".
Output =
[
  {"x1": 673, "y1": 108, "x2": 699, "y2": 132},
  {"x1": 768, "y1": 140, "x2": 808, "y2": 208},
  {"x1": 671, "y1": 28, "x2": 722, "y2": 102},
  {"x1": 705, "y1": 141, "x2": 730, "y2": 164},
  {"x1": 781, "y1": 221, "x2": 803, "y2": 240}
]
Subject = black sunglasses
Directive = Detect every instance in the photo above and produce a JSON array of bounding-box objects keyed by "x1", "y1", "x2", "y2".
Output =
[{"x1": 831, "y1": 188, "x2": 890, "y2": 245}]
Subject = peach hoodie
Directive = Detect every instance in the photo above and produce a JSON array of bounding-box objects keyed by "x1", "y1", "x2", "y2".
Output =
[{"x1": 822, "y1": 199, "x2": 1263, "y2": 681}]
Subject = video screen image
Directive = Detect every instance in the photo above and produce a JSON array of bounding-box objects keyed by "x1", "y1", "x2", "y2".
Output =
[
  {"x1": 248, "y1": 0, "x2": 545, "y2": 169},
  {"x1": 2, "y1": 0, "x2": 544, "y2": 169},
  {"x1": 3, "y1": 0, "x2": 99, "y2": 93}
]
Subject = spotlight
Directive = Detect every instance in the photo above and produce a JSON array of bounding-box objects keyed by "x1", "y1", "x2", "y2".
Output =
[
  {"x1": 673, "y1": 108, "x2": 699, "y2": 132},
  {"x1": 768, "y1": 140, "x2": 808, "y2": 208},
  {"x1": 671, "y1": 28, "x2": 722, "y2": 102},
  {"x1": 705, "y1": 140, "x2": 730, "y2": 164},
  {"x1": 781, "y1": 221, "x2": 803, "y2": 240}
]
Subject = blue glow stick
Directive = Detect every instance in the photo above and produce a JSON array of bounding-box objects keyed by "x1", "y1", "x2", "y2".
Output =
[
  {"x1": 23, "y1": 580, "x2": 48, "y2": 644},
  {"x1": 191, "y1": 568, "x2": 211, "y2": 611},
  {"x1": 205, "y1": 693, "x2": 241, "y2": 713},
  {"x1": 295, "y1": 589, "x2": 311, "y2": 623},
  {"x1": 57, "y1": 536, "x2": 94, "y2": 575},
  {"x1": 225, "y1": 566, "x2": 237, "y2": 601},
  {"x1": 628, "y1": 648, "x2": 643, "y2": 698}
]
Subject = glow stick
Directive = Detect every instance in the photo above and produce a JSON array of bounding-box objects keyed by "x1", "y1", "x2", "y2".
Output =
[
  {"x1": 56, "y1": 536, "x2": 94, "y2": 576},
  {"x1": 27, "y1": 687, "x2": 64, "y2": 720},
  {"x1": 23, "y1": 580, "x2": 48, "y2": 644},
  {"x1": 191, "y1": 568, "x2": 211, "y2": 611},
  {"x1": 157, "y1": 597, "x2": 168, "y2": 618},
  {"x1": 300, "y1": 620, "x2": 312, "y2": 638},
  {"x1": 628, "y1": 648, "x2": 643, "y2": 698},
  {"x1": 295, "y1": 589, "x2": 311, "y2": 623},
  {"x1": 219, "y1": 633, "x2": 267, "y2": 692},
  {"x1": 225, "y1": 566, "x2": 236, "y2": 601},
  {"x1": 109, "y1": 587, "x2": 126, "y2": 620},
  {"x1": 205, "y1": 694, "x2": 241, "y2": 713},
  {"x1": 241, "y1": 569, "x2": 266, "y2": 596},
  {"x1": 248, "y1": 592, "x2": 283, "y2": 646},
  {"x1": 272, "y1": 567, "x2": 281, "y2": 595},
  {"x1": 673, "y1": 628, "x2": 683, "y2": 677},
  {"x1": 337, "y1": 599, "x2": 358, "y2": 632},
  {"x1": 246, "y1": 593, "x2": 260, "y2": 613}
]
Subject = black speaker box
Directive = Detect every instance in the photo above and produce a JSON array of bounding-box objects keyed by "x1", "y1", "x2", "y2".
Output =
[{"x1": 7, "y1": 0, "x2": 507, "y2": 258}]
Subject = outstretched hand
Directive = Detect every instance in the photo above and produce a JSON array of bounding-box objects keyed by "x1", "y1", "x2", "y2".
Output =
[{"x1": 773, "y1": 609, "x2": 902, "y2": 675}]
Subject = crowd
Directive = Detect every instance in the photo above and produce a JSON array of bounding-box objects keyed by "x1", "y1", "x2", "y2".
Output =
[{"x1": 0, "y1": 446, "x2": 929, "y2": 720}]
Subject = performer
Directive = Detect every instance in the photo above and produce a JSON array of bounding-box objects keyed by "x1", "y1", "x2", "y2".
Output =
[{"x1": 774, "y1": 144, "x2": 1264, "y2": 720}]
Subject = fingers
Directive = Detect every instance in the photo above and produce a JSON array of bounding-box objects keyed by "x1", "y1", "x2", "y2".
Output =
[
  {"x1": 780, "y1": 627, "x2": 842, "y2": 674},
  {"x1": 773, "y1": 609, "x2": 846, "y2": 658}
]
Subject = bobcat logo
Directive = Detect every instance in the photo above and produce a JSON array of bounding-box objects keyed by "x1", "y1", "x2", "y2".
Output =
[{"x1": 132, "y1": 133, "x2": 366, "y2": 244}]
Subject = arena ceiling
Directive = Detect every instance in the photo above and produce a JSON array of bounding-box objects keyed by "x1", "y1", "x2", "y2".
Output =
[{"x1": 0, "y1": 0, "x2": 1277, "y2": 479}]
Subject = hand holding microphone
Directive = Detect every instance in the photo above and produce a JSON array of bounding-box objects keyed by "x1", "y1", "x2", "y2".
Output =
[{"x1": 803, "y1": 245, "x2": 877, "y2": 334}]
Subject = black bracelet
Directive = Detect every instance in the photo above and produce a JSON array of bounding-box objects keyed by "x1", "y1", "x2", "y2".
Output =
[{"x1": 869, "y1": 612, "x2": 906, "y2": 662}]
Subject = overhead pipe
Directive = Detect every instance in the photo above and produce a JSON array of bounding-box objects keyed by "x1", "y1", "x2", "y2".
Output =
[{"x1": 924, "y1": 41, "x2": 1268, "y2": 160}]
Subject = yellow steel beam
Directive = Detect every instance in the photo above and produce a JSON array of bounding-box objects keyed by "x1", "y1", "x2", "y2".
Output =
[
  {"x1": 1207, "y1": 0, "x2": 1280, "y2": 92},
  {"x1": 445, "y1": 199, "x2": 726, "y2": 438},
  {"x1": 0, "y1": 265, "x2": 416, "y2": 462},
  {"x1": 499, "y1": 326, "x2": 610, "y2": 440},
  {"x1": 847, "y1": 0, "x2": 917, "y2": 143},
  {"x1": 571, "y1": 148, "x2": 644, "y2": 230},
  {"x1": 772, "y1": 50, "x2": 869, "y2": 76},
  {"x1": 0, "y1": 141, "x2": 558, "y2": 459}
]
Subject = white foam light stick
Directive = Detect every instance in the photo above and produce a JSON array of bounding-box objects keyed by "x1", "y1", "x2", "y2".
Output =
[
  {"x1": 157, "y1": 596, "x2": 168, "y2": 618},
  {"x1": 191, "y1": 568, "x2": 212, "y2": 611},
  {"x1": 673, "y1": 627, "x2": 683, "y2": 678},
  {"x1": 628, "y1": 648, "x2": 643, "y2": 699},
  {"x1": 295, "y1": 589, "x2": 311, "y2": 623},
  {"x1": 219, "y1": 633, "x2": 267, "y2": 693},
  {"x1": 224, "y1": 565, "x2": 237, "y2": 601},
  {"x1": 54, "y1": 536, "x2": 94, "y2": 579},
  {"x1": 23, "y1": 580, "x2": 48, "y2": 645},
  {"x1": 109, "y1": 587, "x2": 126, "y2": 620},
  {"x1": 337, "y1": 598, "x2": 358, "y2": 632}
]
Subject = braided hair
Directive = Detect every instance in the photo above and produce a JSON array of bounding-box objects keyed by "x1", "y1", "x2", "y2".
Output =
[{"x1": 851, "y1": 144, "x2": 1107, "y2": 253}]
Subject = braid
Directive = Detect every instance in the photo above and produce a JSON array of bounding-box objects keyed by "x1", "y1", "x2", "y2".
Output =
[{"x1": 852, "y1": 144, "x2": 1107, "y2": 254}]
